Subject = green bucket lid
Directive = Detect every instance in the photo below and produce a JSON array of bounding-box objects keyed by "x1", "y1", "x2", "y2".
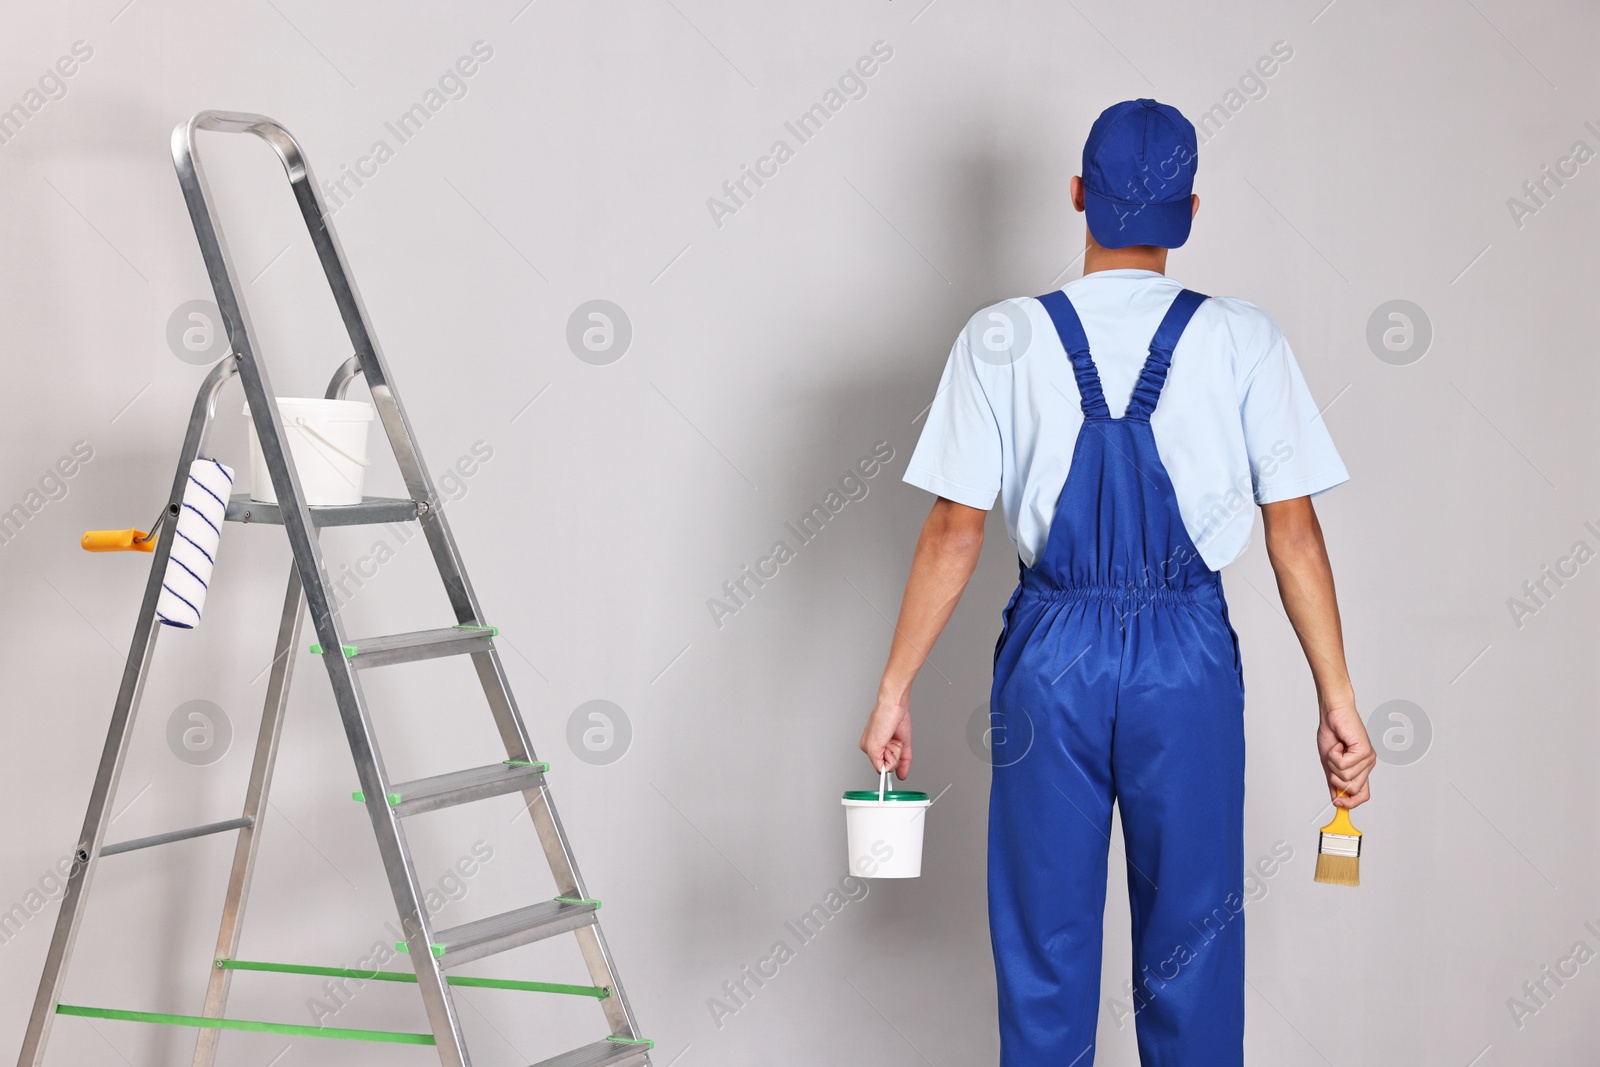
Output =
[{"x1": 842, "y1": 790, "x2": 929, "y2": 802}]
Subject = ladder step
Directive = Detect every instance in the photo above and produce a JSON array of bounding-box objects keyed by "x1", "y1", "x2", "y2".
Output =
[
  {"x1": 224, "y1": 493, "x2": 420, "y2": 528},
  {"x1": 422, "y1": 899, "x2": 600, "y2": 968},
  {"x1": 312, "y1": 625, "x2": 497, "y2": 669},
  {"x1": 528, "y1": 1037, "x2": 654, "y2": 1067},
  {"x1": 367, "y1": 761, "x2": 549, "y2": 817}
]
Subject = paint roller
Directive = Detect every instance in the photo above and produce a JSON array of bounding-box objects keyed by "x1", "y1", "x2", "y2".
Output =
[{"x1": 81, "y1": 458, "x2": 235, "y2": 629}]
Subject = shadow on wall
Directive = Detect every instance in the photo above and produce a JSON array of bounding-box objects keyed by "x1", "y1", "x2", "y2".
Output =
[{"x1": 683, "y1": 129, "x2": 1058, "y2": 905}]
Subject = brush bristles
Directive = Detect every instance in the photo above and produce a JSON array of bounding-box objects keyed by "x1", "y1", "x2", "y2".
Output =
[{"x1": 1314, "y1": 852, "x2": 1360, "y2": 887}]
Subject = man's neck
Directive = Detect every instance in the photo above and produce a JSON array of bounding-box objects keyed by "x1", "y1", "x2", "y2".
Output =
[{"x1": 1082, "y1": 242, "x2": 1170, "y2": 276}]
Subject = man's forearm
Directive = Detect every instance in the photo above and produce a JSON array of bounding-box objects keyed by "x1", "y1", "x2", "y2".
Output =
[
  {"x1": 878, "y1": 500, "x2": 986, "y2": 700},
  {"x1": 1262, "y1": 497, "x2": 1352, "y2": 707},
  {"x1": 1263, "y1": 496, "x2": 1374, "y2": 806}
]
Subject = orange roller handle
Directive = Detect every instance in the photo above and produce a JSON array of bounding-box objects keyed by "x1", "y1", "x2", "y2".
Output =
[{"x1": 82, "y1": 528, "x2": 156, "y2": 553}]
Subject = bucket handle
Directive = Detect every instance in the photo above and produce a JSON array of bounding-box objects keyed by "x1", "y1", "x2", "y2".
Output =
[{"x1": 290, "y1": 415, "x2": 371, "y2": 468}]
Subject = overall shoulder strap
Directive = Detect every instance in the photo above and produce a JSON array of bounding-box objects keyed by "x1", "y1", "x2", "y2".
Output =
[
  {"x1": 1124, "y1": 288, "x2": 1208, "y2": 419},
  {"x1": 1035, "y1": 290, "x2": 1110, "y2": 419}
]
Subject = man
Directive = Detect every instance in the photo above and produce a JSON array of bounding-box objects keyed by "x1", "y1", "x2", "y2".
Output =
[{"x1": 858, "y1": 99, "x2": 1375, "y2": 1065}]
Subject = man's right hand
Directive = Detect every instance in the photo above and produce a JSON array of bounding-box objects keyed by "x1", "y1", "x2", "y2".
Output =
[
  {"x1": 857, "y1": 498, "x2": 986, "y2": 783},
  {"x1": 859, "y1": 695, "x2": 912, "y2": 780}
]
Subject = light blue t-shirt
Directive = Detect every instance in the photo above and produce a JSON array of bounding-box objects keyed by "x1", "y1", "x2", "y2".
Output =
[{"x1": 904, "y1": 269, "x2": 1348, "y2": 571}]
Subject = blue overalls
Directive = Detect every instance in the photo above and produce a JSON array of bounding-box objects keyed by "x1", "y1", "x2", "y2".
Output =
[{"x1": 988, "y1": 288, "x2": 1246, "y2": 1066}]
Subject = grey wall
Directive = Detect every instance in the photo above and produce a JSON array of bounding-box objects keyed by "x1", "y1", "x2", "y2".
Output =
[{"x1": 1, "y1": 0, "x2": 1596, "y2": 1063}]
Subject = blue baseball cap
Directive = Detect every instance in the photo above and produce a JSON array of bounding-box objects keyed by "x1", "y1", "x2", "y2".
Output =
[{"x1": 1081, "y1": 99, "x2": 1199, "y2": 249}]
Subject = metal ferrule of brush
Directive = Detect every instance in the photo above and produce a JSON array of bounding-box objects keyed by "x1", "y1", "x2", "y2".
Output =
[{"x1": 1318, "y1": 832, "x2": 1361, "y2": 858}]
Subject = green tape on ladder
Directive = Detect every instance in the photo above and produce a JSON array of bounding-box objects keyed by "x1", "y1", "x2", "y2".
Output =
[
  {"x1": 394, "y1": 941, "x2": 446, "y2": 958},
  {"x1": 555, "y1": 896, "x2": 601, "y2": 910},
  {"x1": 217, "y1": 959, "x2": 609, "y2": 999},
  {"x1": 55, "y1": 1004, "x2": 434, "y2": 1044},
  {"x1": 309, "y1": 642, "x2": 358, "y2": 658},
  {"x1": 351, "y1": 790, "x2": 403, "y2": 807},
  {"x1": 505, "y1": 760, "x2": 550, "y2": 772},
  {"x1": 453, "y1": 624, "x2": 499, "y2": 637},
  {"x1": 607, "y1": 1035, "x2": 655, "y2": 1049}
]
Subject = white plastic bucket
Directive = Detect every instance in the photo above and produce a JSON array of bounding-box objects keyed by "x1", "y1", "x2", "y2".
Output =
[
  {"x1": 841, "y1": 770, "x2": 931, "y2": 879},
  {"x1": 245, "y1": 398, "x2": 376, "y2": 506}
]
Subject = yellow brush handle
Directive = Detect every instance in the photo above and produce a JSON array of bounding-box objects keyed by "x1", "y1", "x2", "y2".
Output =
[
  {"x1": 81, "y1": 529, "x2": 155, "y2": 553},
  {"x1": 1320, "y1": 790, "x2": 1361, "y2": 836}
]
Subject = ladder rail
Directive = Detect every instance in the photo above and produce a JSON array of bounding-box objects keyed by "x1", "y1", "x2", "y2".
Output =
[
  {"x1": 173, "y1": 113, "x2": 472, "y2": 1067},
  {"x1": 516, "y1": 772, "x2": 646, "y2": 1038},
  {"x1": 181, "y1": 111, "x2": 652, "y2": 1048},
  {"x1": 465, "y1": 645, "x2": 647, "y2": 1035},
  {"x1": 192, "y1": 353, "x2": 362, "y2": 1067},
  {"x1": 17, "y1": 358, "x2": 239, "y2": 1067},
  {"x1": 191, "y1": 565, "x2": 303, "y2": 1067}
]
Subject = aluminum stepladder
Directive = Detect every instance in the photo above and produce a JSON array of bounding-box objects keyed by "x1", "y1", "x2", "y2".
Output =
[{"x1": 17, "y1": 111, "x2": 652, "y2": 1067}]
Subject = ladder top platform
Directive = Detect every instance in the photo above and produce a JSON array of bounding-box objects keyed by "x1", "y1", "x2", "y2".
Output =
[{"x1": 224, "y1": 493, "x2": 420, "y2": 528}]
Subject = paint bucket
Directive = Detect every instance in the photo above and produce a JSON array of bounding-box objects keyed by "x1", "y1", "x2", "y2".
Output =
[
  {"x1": 841, "y1": 769, "x2": 930, "y2": 879},
  {"x1": 245, "y1": 398, "x2": 375, "y2": 506}
]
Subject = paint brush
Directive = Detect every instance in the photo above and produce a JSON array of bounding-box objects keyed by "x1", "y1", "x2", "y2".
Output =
[{"x1": 1314, "y1": 793, "x2": 1362, "y2": 887}]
